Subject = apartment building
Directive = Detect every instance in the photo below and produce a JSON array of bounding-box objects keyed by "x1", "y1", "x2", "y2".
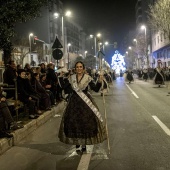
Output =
[{"x1": 14, "y1": 0, "x2": 86, "y2": 68}]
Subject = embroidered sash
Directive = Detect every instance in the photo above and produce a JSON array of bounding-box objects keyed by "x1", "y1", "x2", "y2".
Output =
[{"x1": 71, "y1": 75, "x2": 103, "y2": 122}]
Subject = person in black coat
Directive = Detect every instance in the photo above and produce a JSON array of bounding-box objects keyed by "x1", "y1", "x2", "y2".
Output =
[
  {"x1": 17, "y1": 69, "x2": 39, "y2": 119},
  {"x1": 3, "y1": 60, "x2": 17, "y2": 99},
  {"x1": 40, "y1": 74, "x2": 56, "y2": 105},
  {"x1": 0, "y1": 93, "x2": 23, "y2": 138},
  {"x1": 32, "y1": 73, "x2": 51, "y2": 110},
  {"x1": 46, "y1": 63, "x2": 58, "y2": 101}
]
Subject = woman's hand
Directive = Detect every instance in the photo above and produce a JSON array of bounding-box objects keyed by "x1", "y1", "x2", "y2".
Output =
[
  {"x1": 0, "y1": 97, "x2": 6, "y2": 102},
  {"x1": 46, "y1": 85, "x2": 51, "y2": 88}
]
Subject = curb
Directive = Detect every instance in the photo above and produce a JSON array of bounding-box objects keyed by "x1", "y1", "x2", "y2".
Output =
[{"x1": 0, "y1": 101, "x2": 65, "y2": 155}]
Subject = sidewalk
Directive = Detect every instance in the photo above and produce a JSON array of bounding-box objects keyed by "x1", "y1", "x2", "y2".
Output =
[{"x1": 0, "y1": 101, "x2": 65, "y2": 155}]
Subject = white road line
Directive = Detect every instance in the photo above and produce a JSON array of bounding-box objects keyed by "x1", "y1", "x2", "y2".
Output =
[
  {"x1": 77, "y1": 145, "x2": 94, "y2": 170},
  {"x1": 152, "y1": 116, "x2": 170, "y2": 136},
  {"x1": 125, "y1": 84, "x2": 139, "y2": 98}
]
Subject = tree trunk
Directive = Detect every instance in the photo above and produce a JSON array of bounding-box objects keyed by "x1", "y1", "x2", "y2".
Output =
[{"x1": 3, "y1": 49, "x2": 12, "y2": 67}]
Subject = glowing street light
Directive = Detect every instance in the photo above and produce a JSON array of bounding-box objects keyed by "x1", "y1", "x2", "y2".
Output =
[
  {"x1": 133, "y1": 39, "x2": 137, "y2": 44},
  {"x1": 141, "y1": 25, "x2": 146, "y2": 42},
  {"x1": 105, "y1": 41, "x2": 109, "y2": 45},
  {"x1": 54, "y1": 13, "x2": 59, "y2": 18},
  {"x1": 29, "y1": 33, "x2": 33, "y2": 57},
  {"x1": 65, "y1": 10, "x2": 71, "y2": 17},
  {"x1": 97, "y1": 33, "x2": 101, "y2": 37},
  {"x1": 85, "y1": 51, "x2": 88, "y2": 58},
  {"x1": 129, "y1": 46, "x2": 132, "y2": 50}
]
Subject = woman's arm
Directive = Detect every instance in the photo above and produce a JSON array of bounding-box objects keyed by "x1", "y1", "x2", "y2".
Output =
[{"x1": 89, "y1": 80, "x2": 102, "y2": 92}]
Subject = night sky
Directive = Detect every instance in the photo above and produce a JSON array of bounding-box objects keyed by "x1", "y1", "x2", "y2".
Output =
[
  {"x1": 61, "y1": 0, "x2": 137, "y2": 44},
  {"x1": 61, "y1": 0, "x2": 137, "y2": 63}
]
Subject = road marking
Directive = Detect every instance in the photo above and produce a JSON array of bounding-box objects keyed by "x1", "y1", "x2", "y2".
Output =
[
  {"x1": 77, "y1": 145, "x2": 94, "y2": 170},
  {"x1": 125, "y1": 84, "x2": 139, "y2": 98},
  {"x1": 152, "y1": 116, "x2": 170, "y2": 136}
]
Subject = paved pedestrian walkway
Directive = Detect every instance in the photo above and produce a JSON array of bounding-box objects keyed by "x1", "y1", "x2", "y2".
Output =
[{"x1": 0, "y1": 101, "x2": 65, "y2": 155}]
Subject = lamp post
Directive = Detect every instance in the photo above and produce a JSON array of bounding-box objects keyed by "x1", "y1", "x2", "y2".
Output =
[
  {"x1": 29, "y1": 33, "x2": 33, "y2": 57},
  {"x1": 67, "y1": 43, "x2": 71, "y2": 69},
  {"x1": 96, "y1": 33, "x2": 102, "y2": 69},
  {"x1": 141, "y1": 25, "x2": 148, "y2": 68},
  {"x1": 53, "y1": 10, "x2": 72, "y2": 67},
  {"x1": 89, "y1": 33, "x2": 101, "y2": 69},
  {"x1": 133, "y1": 39, "x2": 139, "y2": 69}
]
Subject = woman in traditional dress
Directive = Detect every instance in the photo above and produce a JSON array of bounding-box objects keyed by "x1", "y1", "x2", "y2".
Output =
[
  {"x1": 153, "y1": 61, "x2": 165, "y2": 87},
  {"x1": 142, "y1": 68, "x2": 149, "y2": 81},
  {"x1": 124, "y1": 69, "x2": 134, "y2": 83},
  {"x1": 58, "y1": 61, "x2": 106, "y2": 152}
]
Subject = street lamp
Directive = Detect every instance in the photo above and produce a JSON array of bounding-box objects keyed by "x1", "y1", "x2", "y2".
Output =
[
  {"x1": 67, "y1": 43, "x2": 71, "y2": 69},
  {"x1": 129, "y1": 46, "x2": 132, "y2": 50},
  {"x1": 54, "y1": 10, "x2": 72, "y2": 66},
  {"x1": 133, "y1": 39, "x2": 139, "y2": 69},
  {"x1": 105, "y1": 41, "x2": 109, "y2": 45},
  {"x1": 89, "y1": 33, "x2": 102, "y2": 69},
  {"x1": 85, "y1": 51, "x2": 88, "y2": 58},
  {"x1": 29, "y1": 33, "x2": 33, "y2": 58},
  {"x1": 133, "y1": 39, "x2": 137, "y2": 45},
  {"x1": 141, "y1": 25, "x2": 148, "y2": 67}
]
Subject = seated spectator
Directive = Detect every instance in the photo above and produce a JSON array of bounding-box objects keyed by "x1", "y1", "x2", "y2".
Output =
[
  {"x1": 32, "y1": 73, "x2": 51, "y2": 110},
  {"x1": 39, "y1": 63, "x2": 46, "y2": 74},
  {"x1": 40, "y1": 74, "x2": 56, "y2": 106},
  {"x1": 17, "y1": 69, "x2": 40, "y2": 119},
  {"x1": 35, "y1": 66, "x2": 41, "y2": 75},
  {"x1": 0, "y1": 94, "x2": 23, "y2": 138},
  {"x1": 17, "y1": 64, "x2": 22, "y2": 70},
  {"x1": 24, "y1": 63, "x2": 31, "y2": 73},
  {"x1": 46, "y1": 63, "x2": 58, "y2": 102},
  {"x1": 25, "y1": 72, "x2": 42, "y2": 114},
  {"x1": 3, "y1": 60, "x2": 17, "y2": 99}
]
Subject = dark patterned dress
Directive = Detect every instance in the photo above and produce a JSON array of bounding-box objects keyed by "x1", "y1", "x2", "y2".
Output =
[
  {"x1": 58, "y1": 74, "x2": 106, "y2": 145},
  {"x1": 124, "y1": 70, "x2": 134, "y2": 83},
  {"x1": 153, "y1": 68, "x2": 165, "y2": 85}
]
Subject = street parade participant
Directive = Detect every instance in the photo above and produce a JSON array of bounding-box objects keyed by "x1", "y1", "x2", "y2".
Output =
[
  {"x1": 97, "y1": 70, "x2": 110, "y2": 96},
  {"x1": 153, "y1": 61, "x2": 165, "y2": 87},
  {"x1": 124, "y1": 69, "x2": 134, "y2": 83},
  {"x1": 142, "y1": 68, "x2": 149, "y2": 81},
  {"x1": 58, "y1": 61, "x2": 106, "y2": 152},
  {"x1": 137, "y1": 69, "x2": 143, "y2": 80}
]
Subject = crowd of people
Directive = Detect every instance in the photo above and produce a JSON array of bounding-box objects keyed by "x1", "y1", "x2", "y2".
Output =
[
  {"x1": 123, "y1": 61, "x2": 169, "y2": 88},
  {"x1": 0, "y1": 60, "x2": 114, "y2": 143}
]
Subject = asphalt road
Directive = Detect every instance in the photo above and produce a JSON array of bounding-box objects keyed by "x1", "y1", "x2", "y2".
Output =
[{"x1": 1, "y1": 77, "x2": 170, "y2": 170}]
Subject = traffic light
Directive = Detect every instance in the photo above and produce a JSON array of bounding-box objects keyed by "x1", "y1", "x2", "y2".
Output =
[{"x1": 33, "y1": 36, "x2": 38, "y2": 44}]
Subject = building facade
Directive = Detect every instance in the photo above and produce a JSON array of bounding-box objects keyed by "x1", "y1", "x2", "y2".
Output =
[
  {"x1": 135, "y1": 0, "x2": 170, "y2": 68},
  {"x1": 13, "y1": 0, "x2": 86, "y2": 68}
]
